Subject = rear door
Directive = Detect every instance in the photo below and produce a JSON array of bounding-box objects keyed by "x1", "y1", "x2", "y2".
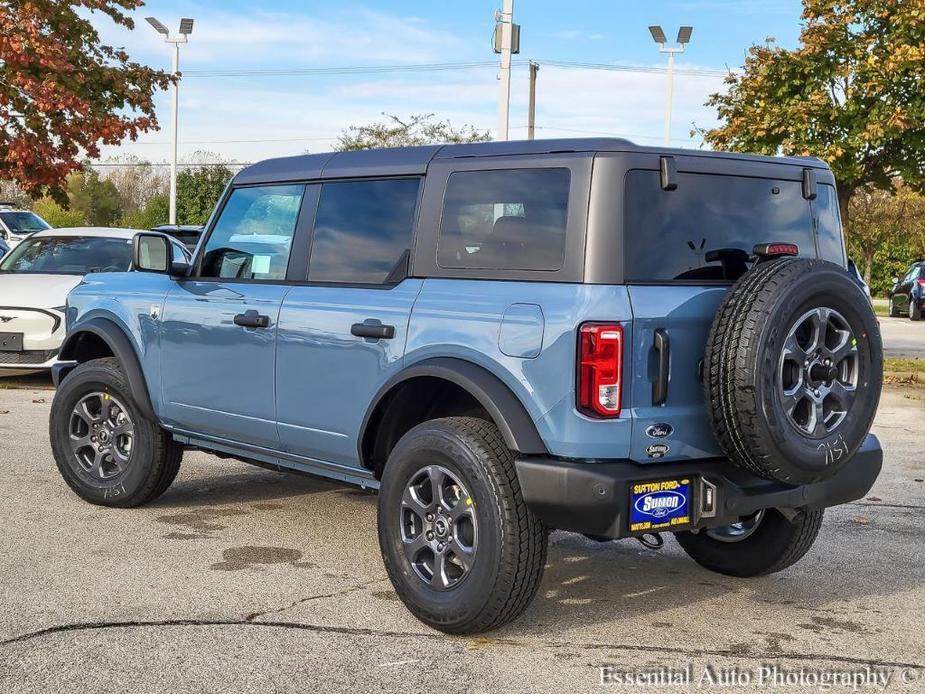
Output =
[
  {"x1": 275, "y1": 177, "x2": 422, "y2": 468},
  {"x1": 624, "y1": 166, "x2": 819, "y2": 463}
]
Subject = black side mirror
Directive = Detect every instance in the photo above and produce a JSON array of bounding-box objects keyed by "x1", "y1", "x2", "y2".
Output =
[{"x1": 133, "y1": 232, "x2": 172, "y2": 273}]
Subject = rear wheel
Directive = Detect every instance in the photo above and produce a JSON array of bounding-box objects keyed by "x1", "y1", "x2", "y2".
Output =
[
  {"x1": 377, "y1": 417, "x2": 547, "y2": 634},
  {"x1": 674, "y1": 508, "x2": 823, "y2": 577},
  {"x1": 49, "y1": 358, "x2": 182, "y2": 507},
  {"x1": 910, "y1": 299, "x2": 922, "y2": 321}
]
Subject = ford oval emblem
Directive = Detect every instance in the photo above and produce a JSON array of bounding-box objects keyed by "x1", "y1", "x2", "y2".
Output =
[
  {"x1": 634, "y1": 490, "x2": 687, "y2": 519},
  {"x1": 645, "y1": 423, "x2": 673, "y2": 439}
]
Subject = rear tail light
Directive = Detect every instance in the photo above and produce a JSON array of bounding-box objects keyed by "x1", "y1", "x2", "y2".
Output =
[
  {"x1": 578, "y1": 323, "x2": 623, "y2": 418},
  {"x1": 917, "y1": 279, "x2": 925, "y2": 287}
]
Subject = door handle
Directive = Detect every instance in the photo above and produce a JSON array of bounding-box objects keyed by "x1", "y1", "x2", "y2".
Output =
[
  {"x1": 652, "y1": 328, "x2": 670, "y2": 406},
  {"x1": 234, "y1": 311, "x2": 270, "y2": 329},
  {"x1": 351, "y1": 322, "x2": 395, "y2": 340}
]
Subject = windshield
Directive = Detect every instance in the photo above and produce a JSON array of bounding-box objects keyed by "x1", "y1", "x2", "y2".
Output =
[
  {"x1": 0, "y1": 211, "x2": 51, "y2": 234},
  {"x1": 0, "y1": 236, "x2": 133, "y2": 275}
]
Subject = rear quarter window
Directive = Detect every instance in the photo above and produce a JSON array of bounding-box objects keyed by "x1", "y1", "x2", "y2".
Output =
[
  {"x1": 623, "y1": 171, "x2": 816, "y2": 282},
  {"x1": 437, "y1": 168, "x2": 569, "y2": 271}
]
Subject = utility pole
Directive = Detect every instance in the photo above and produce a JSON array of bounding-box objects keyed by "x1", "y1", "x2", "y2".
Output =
[
  {"x1": 495, "y1": 0, "x2": 515, "y2": 141},
  {"x1": 527, "y1": 61, "x2": 539, "y2": 140},
  {"x1": 146, "y1": 17, "x2": 195, "y2": 225},
  {"x1": 648, "y1": 25, "x2": 693, "y2": 147}
]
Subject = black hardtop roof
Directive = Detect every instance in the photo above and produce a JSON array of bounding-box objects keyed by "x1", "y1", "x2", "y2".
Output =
[{"x1": 234, "y1": 137, "x2": 829, "y2": 185}]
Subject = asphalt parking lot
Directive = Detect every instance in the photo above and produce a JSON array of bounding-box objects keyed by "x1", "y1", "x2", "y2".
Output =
[
  {"x1": 878, "y1": 316, "x2": 925, "y2": 358},
  {"x1": 0, "y1": 381, "x2": 922, "y2": 693}
]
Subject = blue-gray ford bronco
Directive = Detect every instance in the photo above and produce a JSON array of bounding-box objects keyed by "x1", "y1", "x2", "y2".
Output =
[{"x1": 49, "y1": 139, "x2": 883, "y2": 634}]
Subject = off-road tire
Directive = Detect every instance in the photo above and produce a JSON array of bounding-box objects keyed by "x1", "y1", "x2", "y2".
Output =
[
  {"x1": 674, "y1": 508, "x2": 823, "y2": 577},
  {"x1": 705, "y1": 258, "x2": 882, "y2": 485},
  {"x1": 50, "y1": 358, "x2": 182, "y2": 507},
  {"x1": 377, "y1": 417, "x2": 547, "y2": 634}
]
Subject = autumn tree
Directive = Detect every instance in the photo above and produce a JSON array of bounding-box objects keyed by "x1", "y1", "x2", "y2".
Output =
[
  {"x1": 700, "y1": 0, "x2": 925, "y2": 224},
  {"x1": 0, "y1": 1, "x2": 172, "y2": 204},
  {"x1": 337, "y1": 113, "x2": 491, "y2": 151},
  {"x1": 847, "y1": 184, "x2": 925, "y2": 288}
]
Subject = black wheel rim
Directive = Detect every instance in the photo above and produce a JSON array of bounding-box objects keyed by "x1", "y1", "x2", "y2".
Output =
[
  {"x1": 704, "y1": 509, "x2": 764, "y2": 543},
  {"x1": 399, "y1": 465, "x2": 478, "y2": 591},
  {"x1": 68, "y1": 392, "x2": 135, "y2": 480},
  {"x1": 779, "y1": 307, "x2": 859, "y2": 438}
]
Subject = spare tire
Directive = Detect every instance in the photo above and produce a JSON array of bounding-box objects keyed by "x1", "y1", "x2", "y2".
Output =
[{"x1": 705, "y1": 257, "x2": 882, "y2": 485}]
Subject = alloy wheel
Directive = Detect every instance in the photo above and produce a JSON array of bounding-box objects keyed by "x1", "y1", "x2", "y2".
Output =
[
  {"x1": 399, "y1": 465, "x2": 478, "y2": 590},
  {"x1": 68, "y1": 392, "x2": 135, "y2": 479},
  {"x1": 704, "y1": 509, "x2": 765, "y2": 543},
  {"x1": 779, "y1": 307, "x2": 859, "y2": 438}
]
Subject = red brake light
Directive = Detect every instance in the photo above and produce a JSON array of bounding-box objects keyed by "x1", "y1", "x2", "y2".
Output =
[
  {"x1": 917, "y1": 279, "x2": 925, "y2": 287},
  {"x1": 578, "y1": 323, "x2": 623, "y2": 418},
  {"x1": 753, "y1": 242, "x2": 799, "y2": 258}
]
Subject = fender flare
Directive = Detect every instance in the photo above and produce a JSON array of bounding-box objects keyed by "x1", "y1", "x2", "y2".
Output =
[
  {"x1": 358, "y1": 357, "x2": 548, "y2": 462},
  {"x1": 57, "y1": 318, "x2": 156, "y2": 421}
]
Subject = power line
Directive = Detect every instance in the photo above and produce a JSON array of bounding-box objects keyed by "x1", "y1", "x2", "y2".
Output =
[{"x1": 180, "y1": 58, "x2": 730, "y2": 79}]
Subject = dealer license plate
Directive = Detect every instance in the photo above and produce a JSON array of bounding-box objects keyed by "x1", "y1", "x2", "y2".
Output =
[{"x1": 629, "y1": 478, "x2": 693, "y2": 533}]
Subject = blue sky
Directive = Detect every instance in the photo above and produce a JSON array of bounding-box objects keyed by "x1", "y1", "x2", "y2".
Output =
[{"x1": 95, "y1": 0, "x2": 807, "y2": 164}]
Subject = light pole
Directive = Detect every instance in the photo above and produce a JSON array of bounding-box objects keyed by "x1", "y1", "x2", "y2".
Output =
[
  {"x1": 648, "y1": 25, "x2": 692, "y2": 146},
  {"x1": 146, "y1": 17, "x2": 194, "y2": 225}
]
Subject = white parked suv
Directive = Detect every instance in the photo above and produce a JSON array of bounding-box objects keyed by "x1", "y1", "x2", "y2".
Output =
[
  {"x1": 0, "y1": 227, "x2": 189, "y2": 376},
  {"x1": 0, "y1": 203, "x2": 52, "y2": 248}
]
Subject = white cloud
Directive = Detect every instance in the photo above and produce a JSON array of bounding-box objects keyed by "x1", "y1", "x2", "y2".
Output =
[{"x1": 95, "y1": 9, "x2": 728, "y2": 163}]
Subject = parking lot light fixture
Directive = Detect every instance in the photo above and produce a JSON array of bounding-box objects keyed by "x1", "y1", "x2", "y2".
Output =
[
  {"x1": 648, "y1": 24, "x2": 693, "y2": 146},
  {"x1": 146, "y1": 17, "x2": 195, "y2": 225}
]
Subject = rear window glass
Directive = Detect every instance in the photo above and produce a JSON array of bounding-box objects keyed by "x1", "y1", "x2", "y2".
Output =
[
  {"x1": 438, "y1": 168, "x2": 569, "y2": 271},
  {"x1": 623, "y1": 171, "x2": 815, "y2": 281},
  {"x1": 814, "y1": 184, "x2": 846, "y2": 264},
  {"x1": 308, "y1": 178, "x2": 419, "y2": 285}
]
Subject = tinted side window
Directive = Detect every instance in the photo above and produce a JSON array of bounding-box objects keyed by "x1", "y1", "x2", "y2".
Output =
[
  {"x1": 624, "y1": 171, "x2": 815, "y2": 281},
  {"x1": 815, "y1": 184, "x2": 845, "y2": 264},
  {"x1": 438, "y1": 168, "x2": 570, "y2": 271},
  {"x1": 201, "y1": 185, "x2": 304, "y2": 280},
  {"x1": 308, "y1": 178, "x2": 419, "y2": 284}
]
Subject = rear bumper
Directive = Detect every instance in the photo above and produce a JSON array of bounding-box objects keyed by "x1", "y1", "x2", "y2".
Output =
[{"x1": 515, "y1": 433, "x2": 883, "y2": 540}]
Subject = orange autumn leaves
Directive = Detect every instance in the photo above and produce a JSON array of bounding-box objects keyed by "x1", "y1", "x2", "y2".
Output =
[{"x1": 0, "y1": 1, "x2": 173, "y2": 204}]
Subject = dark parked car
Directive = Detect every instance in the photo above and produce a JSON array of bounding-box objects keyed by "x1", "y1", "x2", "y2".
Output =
[
  {"x1": 151, "y1": 224, "x2": 204, "y2": 252},
  {"x1": 888, "y1": 262, "x2": 925, "y2": 320},
  {"x1": 51, "y1": 139, "x2": 883, "y2": 634}
]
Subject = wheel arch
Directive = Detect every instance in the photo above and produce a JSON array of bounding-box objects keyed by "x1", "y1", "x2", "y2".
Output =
[
  {"x1": 56, "y1": 318, "x2": 156, "y2": 420},
  {"x1": 359, "y1": 357, "x2": 547, "y2": 477}
]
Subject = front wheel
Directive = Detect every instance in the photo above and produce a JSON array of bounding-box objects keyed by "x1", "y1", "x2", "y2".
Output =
[
  {"x1": 49, "y1": 358, "x2": 183, "y2": 507},
  {"x1": 674, "y1": 508, "x2": 823, "y2": 577},
  {"x1": 377, "y1": 417, "x2": 547, "y2": 634}
]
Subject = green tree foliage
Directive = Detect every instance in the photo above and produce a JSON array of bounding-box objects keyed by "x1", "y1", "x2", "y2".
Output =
[
  {"x1": 32, "y1": 197, "x2": 85, "y2": 227},
  {"x1": 120, "y1": 193, "x2": 169, "y2": 229},
  {"x1": 0, "y1": 1, "x2": 172, "y2": 203},
  {"x1": 847, "y1": 185, "x2": 925, "y2": 295},
  {"x1": 176, "y1": 165, "x2": 234, "y2": 225},
  {"x1": 700, "y1": 0, "x2": 925, "y2": 219},
  {"x1": 67, "y1": 169, "x2": 122, "y2": 226},
  {"x1": 336, "y1": 113, "x2": 491, "y2": 151}
]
